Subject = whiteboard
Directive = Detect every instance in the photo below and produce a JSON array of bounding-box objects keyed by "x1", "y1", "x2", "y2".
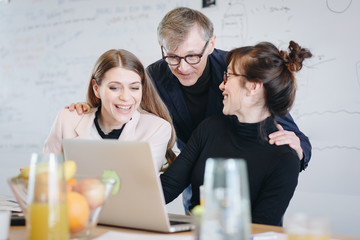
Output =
[{"x1": 1, "y1": 0, "x2": 359, "y2": 236}]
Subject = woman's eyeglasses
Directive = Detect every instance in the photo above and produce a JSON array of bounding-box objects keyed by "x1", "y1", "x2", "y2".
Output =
[
  {"x1": 223, "y1": 71, "x2": 247, "y2": 85},
  {"x1": 223, "y1": 71, "x2": 230, "y2": 85}
]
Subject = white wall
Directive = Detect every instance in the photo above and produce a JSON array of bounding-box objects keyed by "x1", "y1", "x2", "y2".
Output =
[{"x1": 0, "y1": 0, "x2": 359, "y2": 236}]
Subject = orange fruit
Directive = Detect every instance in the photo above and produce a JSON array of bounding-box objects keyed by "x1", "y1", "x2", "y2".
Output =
[
  {"x1": 67, "y1": 191, "x2": 89, "y2": 232},
  {"x1": 66, "y1": 178, "x2": 78, "y2": 192}
]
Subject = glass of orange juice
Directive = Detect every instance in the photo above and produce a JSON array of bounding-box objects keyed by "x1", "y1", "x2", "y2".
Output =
[
  {"x1": 27, "y1": 153, "x2": 69, "y2": 240},
  {"x1": 285, "y1": 214, "x2": 330, "y2": 240}
]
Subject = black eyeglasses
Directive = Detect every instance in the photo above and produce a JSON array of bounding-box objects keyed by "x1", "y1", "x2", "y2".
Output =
[
  {"x1": 223, "y1": 71, "x2": 247, "y2": 85},
  {"x1": 161, "y1": 40, "x2": 210, "y2": 66}
]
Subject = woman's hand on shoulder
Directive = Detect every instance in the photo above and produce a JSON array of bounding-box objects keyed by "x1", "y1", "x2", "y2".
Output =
[
  {"x1": 64, "y1": 102, "x2": 90, "y2": 115},
  {"x1": 268, "y1": 124, "x2": 304, "y2": 160}
]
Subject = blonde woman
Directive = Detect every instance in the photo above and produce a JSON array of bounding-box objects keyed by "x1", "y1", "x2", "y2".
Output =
[{"x1": 44, "y1": 49, "x2": 176, "y2": 171}]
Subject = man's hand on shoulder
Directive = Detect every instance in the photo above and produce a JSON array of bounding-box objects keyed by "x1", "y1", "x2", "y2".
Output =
[
  {"x1": 268, "y1": 124, "x2": 304, "y2": 160},
  {"x1": 64, "y1": 102, "x2": 90, "y2": 115}
]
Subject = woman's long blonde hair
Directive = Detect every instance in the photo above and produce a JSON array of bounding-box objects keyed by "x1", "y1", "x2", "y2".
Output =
[{"x1": 87, "y1": 49, "x2": 176, "y2": 168}]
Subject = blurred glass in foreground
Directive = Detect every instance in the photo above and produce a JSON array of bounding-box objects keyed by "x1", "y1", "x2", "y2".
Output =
[{"x1": 199, "y1": 158, "x2": 251, "y2": 240}]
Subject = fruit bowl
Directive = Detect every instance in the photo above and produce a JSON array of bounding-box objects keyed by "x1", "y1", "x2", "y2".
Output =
[
  {"x1": 66, "y1": 175, "x2": 116, "y2": 239},
  {"x1": 8, "y1": 174, "x2": 117, "y2": 240}
]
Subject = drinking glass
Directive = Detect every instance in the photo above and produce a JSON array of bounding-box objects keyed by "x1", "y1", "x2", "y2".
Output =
[
  {"x1": 285, "y1": 214, "x2": 330, "y2": 240},
  {"x1": 200, "y1": 158, "x2": 251, "y2": 240},
  {"x1": 27, "y1": 153, "x2": 69, "y2": 240},
  {"x1": 0, "y1": 210, "x2": 11, "y2": 240}
]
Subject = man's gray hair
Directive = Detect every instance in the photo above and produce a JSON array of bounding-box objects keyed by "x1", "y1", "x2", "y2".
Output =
[{"x1": 157, "y1": 7, "x2": 214, "y2": 51}]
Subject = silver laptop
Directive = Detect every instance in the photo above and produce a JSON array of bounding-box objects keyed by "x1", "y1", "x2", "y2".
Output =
[{"x1": 62, "y1": 139, "x2": 194, "y2": 233}]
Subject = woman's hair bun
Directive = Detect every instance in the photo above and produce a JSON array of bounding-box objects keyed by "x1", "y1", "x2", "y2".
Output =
[{"x1": 279, "y1": 40, "x2": 312, "y2": 73}]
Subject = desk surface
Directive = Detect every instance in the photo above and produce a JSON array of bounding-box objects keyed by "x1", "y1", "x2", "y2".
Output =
[{"x1": 9, "y1": 224, "x2": 360, "y2": 240}]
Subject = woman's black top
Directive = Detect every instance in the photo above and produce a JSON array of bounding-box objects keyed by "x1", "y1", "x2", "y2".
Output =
[
  {"x1": 94, "y1": 108, "x2": 125, "y2": 139},
  {"x1": 161, "y1": 115, "x2": 299, "y2": 226}
]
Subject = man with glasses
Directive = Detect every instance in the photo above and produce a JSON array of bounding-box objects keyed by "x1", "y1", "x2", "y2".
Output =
[{"x1": 146, "y1": 7, "x2": 311, "y2": 213}]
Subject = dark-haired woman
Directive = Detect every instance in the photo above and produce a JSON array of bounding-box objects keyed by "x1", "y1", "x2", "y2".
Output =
[{"x1": 161, "y1": 41, "x2": 312, "y2": 226}]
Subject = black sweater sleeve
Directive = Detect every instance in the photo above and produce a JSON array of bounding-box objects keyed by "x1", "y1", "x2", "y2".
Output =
[
  {"x1": 160, "y1": 125, "x2": 202, "y2": 204},
  {"x1": 276, "y1": 113, "x2": 312, "y2": 171}
]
